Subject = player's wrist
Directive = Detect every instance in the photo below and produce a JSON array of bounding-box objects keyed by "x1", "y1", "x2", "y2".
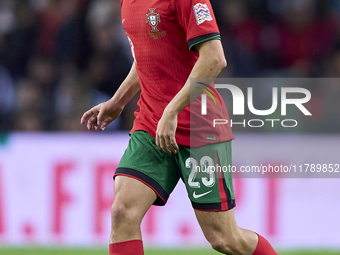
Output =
[
  {"x1": 163, "y1": 106, "x2": 179, "y2": 118},
  {"x1": 108, "y1": 98, "x2": 125, "y2": 112}
]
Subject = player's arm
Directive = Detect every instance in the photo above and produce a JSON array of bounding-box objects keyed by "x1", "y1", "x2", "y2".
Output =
[
  {"x1": 166, "y1": 39, "x2": 226, "y2": 112},
  {"x1": 156, "y1": 39, "x2": 226, "y2": 154},
  {"x1": 81, "y1": 62, "x2": 140, "y2": 131}
]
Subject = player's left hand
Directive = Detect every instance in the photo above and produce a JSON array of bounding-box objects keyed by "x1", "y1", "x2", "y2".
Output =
[{"x1": 156, "y1": 110, "x2": 179, "y2": 155}]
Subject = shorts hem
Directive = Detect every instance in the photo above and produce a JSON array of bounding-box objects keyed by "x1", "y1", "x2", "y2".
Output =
[
  {"x1": 191, "y1": 200, "x2": 236, "y2": 211},
  {"x1": 114, "y1": 167, "x2": 169, "y2": 206}
]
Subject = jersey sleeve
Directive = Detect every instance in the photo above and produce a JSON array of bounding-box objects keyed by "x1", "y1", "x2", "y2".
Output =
[{"x1": 172, "y1": 0, "x2": 221, "y2": 51}]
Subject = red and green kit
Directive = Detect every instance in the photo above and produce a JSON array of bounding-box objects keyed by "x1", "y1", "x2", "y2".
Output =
[{"x1": 116, "y1": 0, "x2": 235, "y2": 211}]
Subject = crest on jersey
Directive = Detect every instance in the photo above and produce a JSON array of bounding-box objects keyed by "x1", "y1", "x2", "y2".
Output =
[
  {"x1": 193, "y1": 3, "x2": 213, "y2": 25},
  {"x1": 146, "y1": 8, "x2": 160, "y2": 32}
]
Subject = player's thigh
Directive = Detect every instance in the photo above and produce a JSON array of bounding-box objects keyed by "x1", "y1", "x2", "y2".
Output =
[{"x1": 113, "y1": 175, "x2": 157, "y2": 217}]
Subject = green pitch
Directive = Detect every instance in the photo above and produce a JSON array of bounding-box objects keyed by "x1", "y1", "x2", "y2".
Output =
[{"x1": 0, "y1": 248, "x2": 340, "y2": 255}]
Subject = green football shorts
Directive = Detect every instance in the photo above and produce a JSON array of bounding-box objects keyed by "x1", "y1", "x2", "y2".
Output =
[{"x1": 114, "y1": 131, "x2": 235, "y2": 211}]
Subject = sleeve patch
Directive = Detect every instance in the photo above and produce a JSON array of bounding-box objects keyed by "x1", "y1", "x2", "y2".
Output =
[{"x1": 193, "y1": 3, "x2": 213, "y2": 25}]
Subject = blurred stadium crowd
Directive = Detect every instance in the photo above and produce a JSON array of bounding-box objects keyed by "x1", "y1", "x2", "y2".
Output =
[{"x1": 0, "y1": 0, "x2": 339, "y2": 132}]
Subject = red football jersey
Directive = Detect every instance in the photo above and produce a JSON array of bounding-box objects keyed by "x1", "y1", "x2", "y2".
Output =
[{"x1": 121, "y1": 0, "x2": 234, "y2": 147}]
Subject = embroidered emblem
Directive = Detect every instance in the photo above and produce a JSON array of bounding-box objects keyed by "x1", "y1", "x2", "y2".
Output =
[
  {"x1": 193, "y1": 3, "x2": 213, "y2": 25},
  {"x1": 146, "y1": 8, "x2": 160, "y2": 32}
]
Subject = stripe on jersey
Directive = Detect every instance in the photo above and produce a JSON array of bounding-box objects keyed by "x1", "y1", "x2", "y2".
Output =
[
  {"x1": 188, "y1": 32, "x2": 221, "y2": 51},
  {"x1": 216, "y1": 151, "x2": 236, "y2": 210}
]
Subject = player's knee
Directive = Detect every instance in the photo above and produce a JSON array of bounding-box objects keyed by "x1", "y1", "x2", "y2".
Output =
[
  {"x1": 210, "y1": 237, "x2": 232, "y2": 254},
  {"x1": 109, "y1": 201, "x2": 142, "y2": 242},
  {"x1": 209, "y1": 234, "x2": 246, "y2": 254},
  {"x1": 111, "y1": 202, "x2": 132, "y2": 225},
  {"x1": 111, "y1": 200, "x2": 141, "y2": 226}
]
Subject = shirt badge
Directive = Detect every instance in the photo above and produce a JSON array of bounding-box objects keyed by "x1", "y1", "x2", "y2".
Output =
[
  {"x1": 146, "y1": 8, "x2": 161, "y2": 32},
  {"x1": 146, "y1": 8, "x2": 166, "y2": 39},
  {"x1": 193, "y1": 3, "x2": 213, "y2": 25}
]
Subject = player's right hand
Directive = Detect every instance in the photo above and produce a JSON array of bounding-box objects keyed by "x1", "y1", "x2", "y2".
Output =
[{"x1": 80, "y1": 100, "x2": 124, "y2": 131}]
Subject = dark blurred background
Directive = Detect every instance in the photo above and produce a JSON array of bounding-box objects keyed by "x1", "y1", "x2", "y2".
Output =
[{"x1": 0, "y1": 0, "x2": 339, "y2": 133}]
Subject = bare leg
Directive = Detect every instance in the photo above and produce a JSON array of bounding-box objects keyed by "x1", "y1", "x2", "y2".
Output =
[
  {"x1": 110, "y1": 175, "x2": 157, "y2": 243},
  {"x1": 195, "y1": 209, "x2": 258, "y2": 255}
]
